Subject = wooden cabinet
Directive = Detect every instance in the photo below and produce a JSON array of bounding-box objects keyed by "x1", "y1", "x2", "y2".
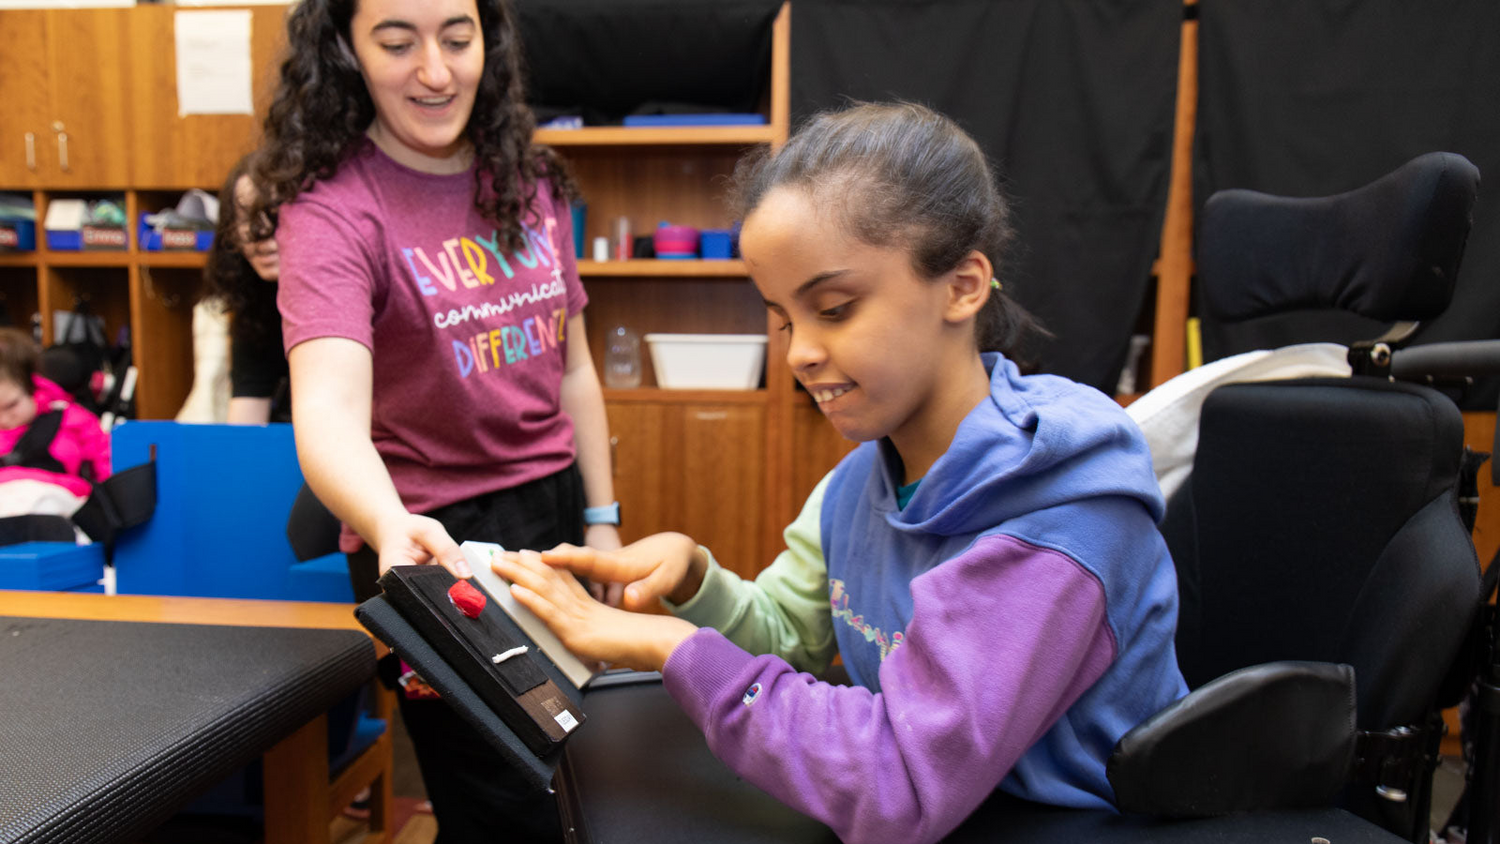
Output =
[
  {"x1": 0, "y1": 6, "x2": 286, "y2": 190},
  {"x1": 0, "y1": 9, "x2": 131, "y2": 188},
  {"x1": 607, "y1": 396, "x2": 767, "y2": 580},
  {"x1": 128, "y1": 5, "x2": 290, "y2": 189},
  {"x1": 0, "y1": 11, "x2": 50, "y2": 189}
]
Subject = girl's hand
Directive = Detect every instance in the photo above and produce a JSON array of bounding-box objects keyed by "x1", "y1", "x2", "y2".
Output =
[
  {"x1": 582, "y1": 524, "x2": 625, "y2": 607},
  {"x1": 493, "y1": 550, "x2": 697, "y2": 672},
  {"x1": 542, "y1": 532, "x2": 707, "y2": 612},
  {"x1": 373, "y1": 513, "x2": 472, "y2": 580}
]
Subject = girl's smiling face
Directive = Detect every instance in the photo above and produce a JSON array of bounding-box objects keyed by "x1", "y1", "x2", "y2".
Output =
[
  {"x1": 742, "y1": 186, "x2": 993, "y2": 478},
  {"x1": 350, "y1": 0, "x2": 485, "y2": 173}
]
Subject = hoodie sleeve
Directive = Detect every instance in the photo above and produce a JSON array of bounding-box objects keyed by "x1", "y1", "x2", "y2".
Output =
[
  {"x1": 661, "y1": 532, "x2": 1116, "y2": 844},
  {"x1": 668, "y1": 475, "x2": 838, "y2": 675}
]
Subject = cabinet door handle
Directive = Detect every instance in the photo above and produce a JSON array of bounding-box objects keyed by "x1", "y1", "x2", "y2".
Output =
[
  {"x1": 24, "y1": 133, "x2": 35, "y2": 171},
  {"x1": 56, "y1": 132, "x2": 69, "y2": 172}
]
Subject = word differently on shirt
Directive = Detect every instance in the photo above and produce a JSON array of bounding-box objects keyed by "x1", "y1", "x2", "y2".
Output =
[
  {"x1": 828, "y1": 578, "x2": 904, "y2": 661},
  {"x1": 452, "y1": 306, "x2": 568, "y2": 377}
]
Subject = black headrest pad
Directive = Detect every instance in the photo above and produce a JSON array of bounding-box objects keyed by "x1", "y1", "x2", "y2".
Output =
[{"x1": 1199, "y1": 151, "x2": 1479, "y2": 323}]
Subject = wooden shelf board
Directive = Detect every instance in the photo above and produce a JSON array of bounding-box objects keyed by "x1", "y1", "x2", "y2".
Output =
[
  {"x1": 138, "y1": 251, "x2": 209, "y2": 268},
  {"x1": 39, "y1": 251, "x2": 132, "y2": 268},
  {"x1": 536, "y1": 126, "x2": 777, "y2": 147},
  {"x1": 0, "y1": 252, "x2": 38, "y2": 267},
  {"x1": 579, "y1": 259, "x2": 747, "y2": 277},
  {"x1": 604, "y1": 387, "x2": 768, "y2": 405}
]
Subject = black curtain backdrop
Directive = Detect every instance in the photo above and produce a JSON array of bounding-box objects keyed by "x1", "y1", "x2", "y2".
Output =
[
  {"x1": 1195, "y1": 0, "x2": 1500, "y2": 407},
  {"x1": 790, "y1": 0, "x2": 1181, "y2": 391},
  {"x1": 516, "y1": 0, "x2": 782, "y2": 125}
]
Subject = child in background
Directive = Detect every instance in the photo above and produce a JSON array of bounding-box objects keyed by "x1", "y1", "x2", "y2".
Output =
[
  {"x1": 203, "y1": 153, "x2": 288, "y2": 425},
  {"x1": 0, "y1": 327, "x2": 110, "y2": 519},
  {"x1": 495, "y1": 102, "x2": 1188, "y2": 844}
]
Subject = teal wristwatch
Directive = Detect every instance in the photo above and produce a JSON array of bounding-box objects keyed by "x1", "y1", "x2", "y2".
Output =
[{"x1": 584, "y1": 502, "x2": 621, "y2": 526}]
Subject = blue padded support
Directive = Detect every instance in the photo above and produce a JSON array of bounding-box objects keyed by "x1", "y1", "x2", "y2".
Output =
[{"x1": 110, "y1": 422, "x2": 353, "y2": 602}]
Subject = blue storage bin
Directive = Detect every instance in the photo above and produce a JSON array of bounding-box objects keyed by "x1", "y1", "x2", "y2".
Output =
[
  {"x1": 45, "y1": 229, "x2": 82, "y2": 251},
  {"x1": 700, "y1": 229, "x2": 734, "y2": 259},
  {"x1": 0, "y1": 219, "x2": 35, "y2": 251},
  {"x1": 0, "y1": 542, "x2": 105, "y2": 591},
  {"x1": 138, "y1": 213, "x2": 214, "y2": 251},
  {"x1": 622, "y1": 113, "x2": 767, "y2": 127}
]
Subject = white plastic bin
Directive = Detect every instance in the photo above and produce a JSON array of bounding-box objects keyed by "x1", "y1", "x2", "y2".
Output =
[{"x1": 644, "y1": 333, "x2": 768, "y2": 389}]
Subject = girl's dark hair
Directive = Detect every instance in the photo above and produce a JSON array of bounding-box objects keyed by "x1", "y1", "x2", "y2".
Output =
[
  {"x1": 248, "y1": 0, "x2": 574, "y2": 250},
  {"x1": 204, "y1": 153, "x2": 279, "y2": 346},
  {"x1": 732, "y1": 101, "x2": 1045, "y2": 361},
  {"x1": 0, "y1": 326, "x2": 40, "y2": 395}
]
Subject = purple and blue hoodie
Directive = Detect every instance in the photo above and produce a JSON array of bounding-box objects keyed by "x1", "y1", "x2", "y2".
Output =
[{"x1": 663, "y1": 353, "x2": 1187, "y2": 844}]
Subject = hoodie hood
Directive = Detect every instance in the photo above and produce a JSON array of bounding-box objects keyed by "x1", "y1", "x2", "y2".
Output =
[
  {"x1": 31, "y1": 374, "x2": 75, "y2": 409},
  {"x1": 877, "y1": 353, "x2": 1164, "y2": 537}
]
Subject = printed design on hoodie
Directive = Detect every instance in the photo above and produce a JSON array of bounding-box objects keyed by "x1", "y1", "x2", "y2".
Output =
[
  {"x1": 396, "y1": 219, "x2": 571, "y2": 380},
  {"x1": 828, "y1": 578, "x2": 904, "y2": 661}
]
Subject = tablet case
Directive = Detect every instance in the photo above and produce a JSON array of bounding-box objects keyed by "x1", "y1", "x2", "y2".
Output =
[{"x1": 355, "y1": 569, "x2": 586, "y2": 792}]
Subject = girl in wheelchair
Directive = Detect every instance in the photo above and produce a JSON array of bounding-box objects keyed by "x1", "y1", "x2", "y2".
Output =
[
  {"x1": 0, "y1": 326, "x2": 111, "y2": 531},
  {"x1": 494, "y1": 102, "x2": 1188, "y2": 844}
]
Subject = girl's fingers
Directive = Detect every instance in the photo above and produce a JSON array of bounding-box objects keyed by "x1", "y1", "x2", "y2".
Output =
[
  {"x1": 497, "y1": 551, "x2": 594, "y2": 607},
  {"x1": 507, "y1": 582, "x2": 555, "y2": 623},
  {"x1": 541, "y1": 546, "x2": 642, "y2": 583},
  {"x1": 492, "y1": 552, "x2": 551, "y2": 597},
  {"x1": 625, "y1": 560, "x2": 686, "y2": 609}
]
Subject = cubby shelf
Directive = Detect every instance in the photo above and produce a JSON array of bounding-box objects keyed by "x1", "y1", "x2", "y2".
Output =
[
  {"x1": 36, "y1": 252, "x2": 131, "y2": 268},
  {"x1": 137, "y1": 252, "x2": 210, "y2": 269},
  {"x1": 536, "y1": 126, "x2": 779, "y2": 147},
  {"x1": 578, "y1": 259, "x2": 747, "y2": 277},
  {"x1": 602, "y1": 387, "x2": 768, "y2": 404}
]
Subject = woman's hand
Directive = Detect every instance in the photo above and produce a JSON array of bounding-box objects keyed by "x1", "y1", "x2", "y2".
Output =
[
  {"x1": 542, "y1": 532, "x2": 708, "y2": 612},
  {"x1": 582, "y1": 524, "x2": 625, "y2": 607},
  {"x1": 373, "y1": 513, "x2": 472, "y2": 580},
  {"x1": 493, "y1": 550, "x2": 697, "y2": 672}
]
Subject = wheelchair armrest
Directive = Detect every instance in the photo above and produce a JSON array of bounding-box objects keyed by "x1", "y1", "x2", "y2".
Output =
[{"x1": 1107, "y1": 660, "x2": 1356, "y2": 817}]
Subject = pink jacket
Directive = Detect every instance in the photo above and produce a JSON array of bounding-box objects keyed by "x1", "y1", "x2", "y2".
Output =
[{"x1": 0, "y1": 375, "x2": 111, "y2": 497}]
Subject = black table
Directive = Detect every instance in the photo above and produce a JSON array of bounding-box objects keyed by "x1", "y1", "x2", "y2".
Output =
[
  {"x1": 557, "y1": 677, "x2": 1413, "y2": 844},
  {"x1": 0, "y1": 609, "x2": 374, "y2": 844}
]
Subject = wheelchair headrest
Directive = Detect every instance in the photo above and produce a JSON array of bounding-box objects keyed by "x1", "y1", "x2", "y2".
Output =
[{"x1": 1198, "y1": 151, "x2": 1479, "y2": 324}]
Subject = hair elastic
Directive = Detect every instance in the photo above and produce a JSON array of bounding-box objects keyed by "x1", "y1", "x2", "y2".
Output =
[{"x1": 990, "y1": 278, "x2": 1002, "y2": 290}]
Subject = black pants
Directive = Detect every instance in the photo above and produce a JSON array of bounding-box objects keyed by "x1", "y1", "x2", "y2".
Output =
[{"x1": 349, "y1": 465, "x2": 585, "y2": 844}]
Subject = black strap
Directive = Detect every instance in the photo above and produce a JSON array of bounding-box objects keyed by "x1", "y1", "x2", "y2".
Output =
[
  {"x1": 1459, "y1": 447, "x2": 1489, "y2": 535},
  {"x1": 0, "y1": 514, "x2": 77, "y2": 546},
  {"x1": 71, "y1": 460, "x2": 157, "y2": 563},
  {"x1": 1352, "y1": 723, "x2": 1431, "y2": 800},
  {"x1": 1, "y1": 410, "x2": 67, "y2": 474}
]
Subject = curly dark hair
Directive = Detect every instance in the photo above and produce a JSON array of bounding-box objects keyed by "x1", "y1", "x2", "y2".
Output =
[
  {"x1": 204, "y1": 153, "x2": 279, "y2": 347},
  {"x1": 732, "y1": 101, "x2": 1047, "y2": 365},
  {"x1": 248, "y1": 0, "x2": 575, "y2": 250}
]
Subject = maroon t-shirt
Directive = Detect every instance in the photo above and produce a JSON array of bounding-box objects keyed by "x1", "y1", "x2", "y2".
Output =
[{"x1": 278, "y1": 140, "x2": 587, "y2": 547}]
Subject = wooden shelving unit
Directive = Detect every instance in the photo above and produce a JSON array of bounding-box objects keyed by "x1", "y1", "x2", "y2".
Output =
[
  {"x1": 536, "y1": 125, "x2": 780, "y2": 147},
  {"x1": 0, "y1": 3, "x2": 287, "y2": 420}
]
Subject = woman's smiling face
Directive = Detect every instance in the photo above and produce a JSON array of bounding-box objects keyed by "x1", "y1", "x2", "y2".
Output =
[{"x1": 349, "y1": 0, "x2": 485, "y2": 172}]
